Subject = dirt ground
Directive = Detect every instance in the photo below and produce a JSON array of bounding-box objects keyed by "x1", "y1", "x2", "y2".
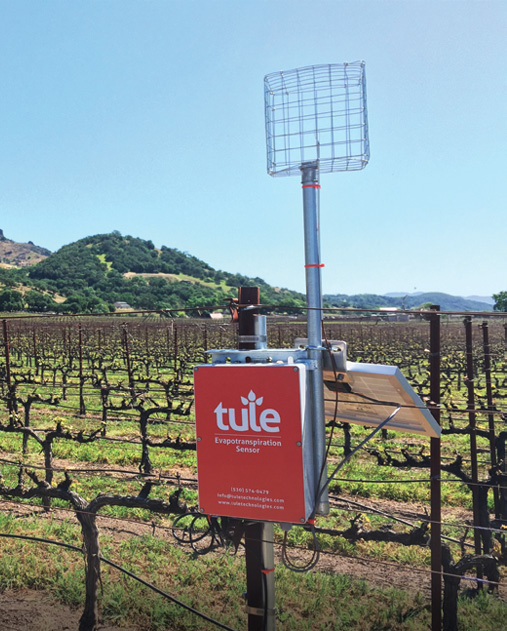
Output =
[{"x1": 0, "y1": 588, "x2": 139, "y2": 631}]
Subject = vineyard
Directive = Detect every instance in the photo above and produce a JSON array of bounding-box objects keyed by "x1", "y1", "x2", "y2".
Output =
[{"x1": 0, "y1": 310, "x2": 506, "y2": 631}]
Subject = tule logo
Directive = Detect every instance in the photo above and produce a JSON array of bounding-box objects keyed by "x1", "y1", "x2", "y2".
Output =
[{"x1": 214, "y1": 390, "x2": 280, "y2": 433}]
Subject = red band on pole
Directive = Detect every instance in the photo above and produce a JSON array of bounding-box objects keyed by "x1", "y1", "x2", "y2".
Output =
[
  {"x1": 261, "y1": 568, "x2": 275, "y2": 575},
  {"x1": 302, "y1": 184, "x2": 321, "y2": 189},
  {"x1": 304, "y1": 263, "x2": 325, "y2": 268}
]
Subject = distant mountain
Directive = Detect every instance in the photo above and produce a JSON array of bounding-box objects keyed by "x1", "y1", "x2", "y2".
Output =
[
  {"x1": 402, "y1": 293, "x2": 493, "y2": 311},
  {"x1": 0, "y1": 229, "x2": 50, "y2": 267},
  {"x1": 465, "y1": 295, "x2": 495, "y2": 306},
  {"x1": 384, "y1": 291, "x2": 424, "y2": 298},
  {"x1": 324, "y1": 292, "x2": 493, "y2": 312},
  {"x1": 384, "y1": 291, "x2": 495, "y2": 307}
]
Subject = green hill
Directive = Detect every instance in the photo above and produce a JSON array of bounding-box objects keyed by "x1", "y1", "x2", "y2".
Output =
[{"x1": 18, "y1": 232, "x2": 305, "y2": 313}]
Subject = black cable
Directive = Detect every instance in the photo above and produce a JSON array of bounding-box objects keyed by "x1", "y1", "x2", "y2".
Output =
[
  {"x1": 0, "y1": 532, "x2": 240, "y2": 631},
  {"x1": 172, "y1": 512, "x2": 219, "y2": 554},
  {"x1": 280, "y1": 525, "x2": 320, "y2": 573}
]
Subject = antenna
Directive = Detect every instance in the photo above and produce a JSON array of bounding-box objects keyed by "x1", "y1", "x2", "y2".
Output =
[{"x1": 264, "y1": 62, "x2": 369, "y2": 515}]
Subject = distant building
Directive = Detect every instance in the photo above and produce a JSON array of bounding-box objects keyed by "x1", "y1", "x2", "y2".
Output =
[
  {"x1": 377, "y1": 307, "x2": 409, "y2": 322},
  {"x1": 114, "y1": 301, "x2": 132, "y2": 311}
]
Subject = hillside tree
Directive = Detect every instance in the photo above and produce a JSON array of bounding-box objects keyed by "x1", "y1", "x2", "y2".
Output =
[{"x1": 493, "y1": 291, "x2": 507, "y2": 311}]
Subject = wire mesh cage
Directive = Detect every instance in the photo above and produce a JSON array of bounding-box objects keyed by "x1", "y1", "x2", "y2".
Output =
[{"x1": 264, "y1": 62, "x2": 369, "y2": 177}]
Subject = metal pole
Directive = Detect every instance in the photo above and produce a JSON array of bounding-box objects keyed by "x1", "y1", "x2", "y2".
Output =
[
  {"x1": 429, "y1": 306, "x2": 442, "y2": 631},
  {"x1": 238, "y1": 287, "x2": 276, "y2": 631},
  {"x1": 301, "y1": 163, "x2": 329, "y2": 515}
]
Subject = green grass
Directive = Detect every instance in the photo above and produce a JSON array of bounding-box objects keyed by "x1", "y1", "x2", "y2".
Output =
[
  {"x1": 1, "y1": 513, "x2": 505, "y2": 630},
  {"x1": 96, "y1": 253, "x2": 113, "y2": 270}
]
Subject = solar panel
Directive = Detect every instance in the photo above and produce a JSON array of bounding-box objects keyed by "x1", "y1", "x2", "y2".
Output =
[{"x1": 323, "y1": 361, "x2": 441, "y2": 437}]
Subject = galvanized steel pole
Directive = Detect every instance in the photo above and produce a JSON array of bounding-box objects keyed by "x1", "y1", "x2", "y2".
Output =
[
  {"x1": 429, "y1": 306, "x2": 442, "y2": 631},
  {"x1": 301, "y1": 163, "x2": 329, "y2": 515}
]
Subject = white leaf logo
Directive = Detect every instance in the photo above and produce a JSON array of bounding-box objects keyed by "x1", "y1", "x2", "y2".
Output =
[
  {"x1": 256, "y1": 397, "x2": 263, "y2": 406},
  {"x1": 241, "y1": 396, "x2": 248, "y2": 405}
]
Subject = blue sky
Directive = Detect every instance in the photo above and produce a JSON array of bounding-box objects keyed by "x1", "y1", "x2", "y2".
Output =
[{"x1": 0, "y1": 0, "x2": 505, "y2": 298}]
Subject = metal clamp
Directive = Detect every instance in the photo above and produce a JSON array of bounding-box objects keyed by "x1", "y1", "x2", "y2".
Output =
[
  {"x1": 245, "y1": 605, "x2": 277, "y2": 618},
  {"x1": 238, "y1": 335, "x2": 268, "y2": 343}
]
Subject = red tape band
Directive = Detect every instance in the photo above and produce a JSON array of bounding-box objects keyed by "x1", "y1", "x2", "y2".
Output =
[
  {"x1": 261, "y1": 568, "x2": 275, "y2": 575},
  {"x1": 302, "y1": 184, "x2": 321, "y2": 189},
  {"x1": 304, "y1": 264, "x2": 325, "y2": 268}
]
